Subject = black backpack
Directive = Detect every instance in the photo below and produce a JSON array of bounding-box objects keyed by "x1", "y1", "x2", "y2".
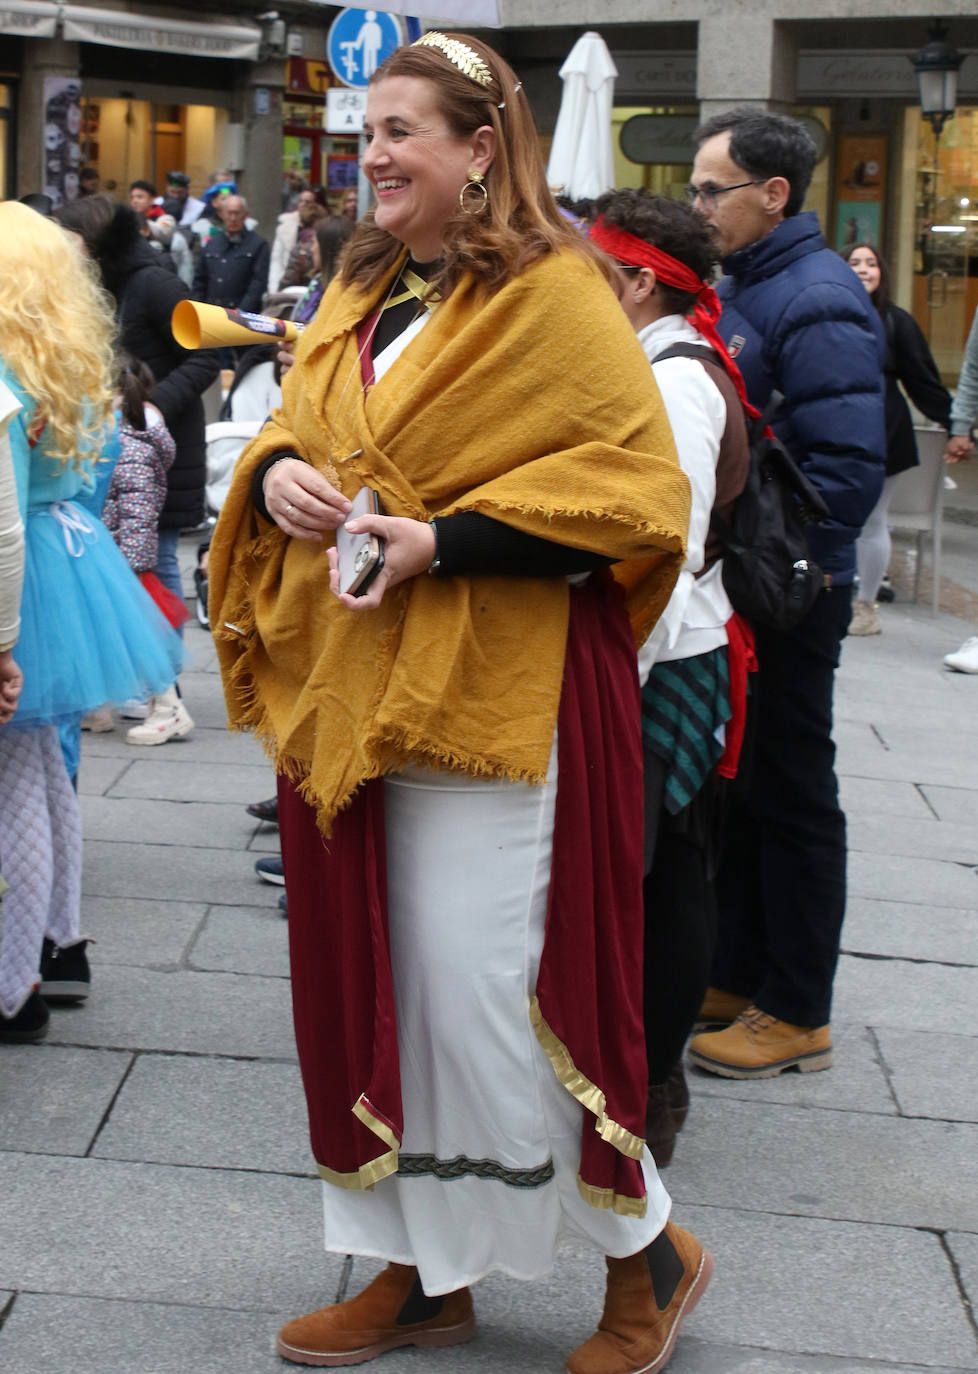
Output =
[{"x1": 654, "y1": 342, "x2": 830, "y2": 631}]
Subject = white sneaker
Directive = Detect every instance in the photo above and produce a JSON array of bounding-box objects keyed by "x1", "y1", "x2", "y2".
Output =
[
  {"x1": 125, "y1": 687, "x2": 194, "y2": 745},
  {"x1": 943, "y1": 637, "x2": 978, "y2": 673},
  {"x1": 81, "y1": 706, "x2": 114, "y2": 732},
  {"x1": 120, "y1": 698, "x2": 149, "y2": 720}
]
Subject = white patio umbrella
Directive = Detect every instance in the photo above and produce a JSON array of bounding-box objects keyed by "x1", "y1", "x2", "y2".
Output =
[{"x1": 546, "y1": 31, "x2": 618, "y2": 202}]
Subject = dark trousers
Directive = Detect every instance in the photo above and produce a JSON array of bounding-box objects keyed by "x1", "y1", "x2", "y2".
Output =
[
  {"x1": 643, "y1": 752, "x2": 721, "y2": 1084},
  {"x1": 711, "y1": 585, "x2": 853, "y2": 1027}
]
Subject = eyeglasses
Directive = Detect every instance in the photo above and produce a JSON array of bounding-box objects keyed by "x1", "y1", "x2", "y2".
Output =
[{"x1": 685, "y1": 179, "x2": 767, "y2": 209}]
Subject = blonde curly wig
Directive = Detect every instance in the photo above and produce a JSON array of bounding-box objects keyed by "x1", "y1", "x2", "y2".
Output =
[{"x1": 0, "y1": 201, "x2": 116, "y2": 468}]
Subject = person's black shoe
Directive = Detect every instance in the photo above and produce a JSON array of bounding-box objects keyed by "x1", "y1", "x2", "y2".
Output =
[
  {"x1": 194, "y1": 566, "x2": 210, "y2": 630},
  {"x1": 0, "y1": 990, "x2": 50, "y2": 1042},
  {"x1": 246, "y1": 796, "x2": 278, "y2": 824},
  {"x1": 877, "y1": 576, "x2": 895, "y2": 604},
  {"x1": 39, "y1": 937, "x2": 91, "y2": 1004},
  {"x1": 255, "y1": 855, "x2": 285, "y2": 886},
  {"x1": 278, "y1": 891, "x2": 288, "y2": 919}
]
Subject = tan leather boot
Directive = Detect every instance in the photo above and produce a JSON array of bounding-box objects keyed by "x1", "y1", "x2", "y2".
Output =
[
  {"x1": 565, "y1": 1223, "x2": 713, "y2": 1374},
  {"x1": 688, "y1": 1006, "x2": 831, "y2": 1078},
  {"x1": 694, "y1": 985, "x2": 751, "y2": 1030},
  {"x1": 276, "y1": 1262, "x2": 475, "y2": 1367}
]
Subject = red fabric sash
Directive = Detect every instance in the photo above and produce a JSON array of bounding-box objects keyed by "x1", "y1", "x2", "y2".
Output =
[
  {"x1": 717, "y1": 611, "x2": 757, "y2": 780},
  {"x1": 589, "y1": 216, "x2": 759, "y2": 422},
  {"x1": 280, "y1": 570, "x2": 649, "y2": 1212}
]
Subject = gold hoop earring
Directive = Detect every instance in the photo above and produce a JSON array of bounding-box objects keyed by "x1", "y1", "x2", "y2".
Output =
[{"x1": 459, "y1": 170, "x2": 489, "y2": 214}]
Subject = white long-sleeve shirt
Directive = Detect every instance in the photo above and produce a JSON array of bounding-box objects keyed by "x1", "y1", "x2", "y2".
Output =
[
  {"x1": 0, "y1": 379, "x2": 24, "y2": 651},
  {"x1": 636, "y1": 314, "x2": 732, "y2": 681}
]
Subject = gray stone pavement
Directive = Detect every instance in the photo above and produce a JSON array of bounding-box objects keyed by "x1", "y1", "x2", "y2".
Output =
[{"x1": 3, "y1": 491, "x2": 978, "y2": 1374}]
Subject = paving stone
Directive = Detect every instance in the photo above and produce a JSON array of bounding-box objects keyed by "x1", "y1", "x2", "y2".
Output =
[
  {"x1": 834, "y1": 953, "x2": 978, "y2": 1035},
  {"x1": 837, "y1": 775, "x2": 934, "y2": 820},
  {"x1": 846, "y1": 851, "x2": 978, "y2": 907},
  {"x1": 80, "y1": 795, "x2": 256, "y2": 849},
  {"x1": 677, "y1": 1204, "x2": 976, "y2": 1367},
  {"x1": 248, "y1": 831, "x2": 282, "y2": 853},
  {"x1": 82, "y1": 724, "x2": 271, "y2": 768},
  {"x1": 0, "y1": 1045, "x2": 131, "y2": 1155},
  {"x1": 79, "y1": 896, "x2": 204, "y2": 969},
  {"x1": 948, "y1": 1232, "x2": 978, "y2": 1323},
  {"x1": 668, "y1": 1346, "x2": 976, "y2": 1374},
  {"x1": 689, "y1": 1022, "x2": 895, "y2": 1117},
  {"x1": 189, "y1": 904, "x2": 290, "y2": 978},
  {"x1": 923, "y1": 784, "x2": 978, "y2": 825},
  {"x1": 91, "y1": 1054, "x2": 311, "y2": 1174},
  {"x1": 667, "y1": 1097, "x2": 978, "y2": 1233},
  {"x1": 848, "y1": 812, "x2": 978, "y2": 866},
  {"x1": 42, "y1": 964, "x2": 296, "y2": 1060},
  {"x1": 105, "y1": 759, "x2": 277, "y2": 806},
  {"x1": 0, "y1": 1154, "x2": 326, "y2": 1310},
  {"x1": 82, "y1": 838, "x2": 282, "y2": 908},
  {"x1": 77, "y1": 753, "x2": 132, "y2": 797},
  {"x1": 874, "y1": 1028, "x2": 978, "y2": 1123},
  {"x1": 842, "y1": 898, "x2": 978, "y2": 967},
  {"x1": 0, "y1": 1294, "x2": 280, "y2": 1374}
]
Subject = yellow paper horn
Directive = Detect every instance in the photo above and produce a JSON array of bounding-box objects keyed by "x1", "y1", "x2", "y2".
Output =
[{"x1": 171, "y1": 300, "x2": 302, "y2": 349}]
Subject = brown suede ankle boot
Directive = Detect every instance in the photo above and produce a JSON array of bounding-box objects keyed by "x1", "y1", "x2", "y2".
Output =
[
  {"x1": 565, "y1": 1223, "x2": 713, "y2": 1374},
  {"x1": 276, "y1": 1262, "x2": 475, "y2": 1367}
]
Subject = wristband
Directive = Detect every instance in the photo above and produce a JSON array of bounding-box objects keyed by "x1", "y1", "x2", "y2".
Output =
[{"x1": 427, "y1": 519, "x2": 442, "y2": 575}]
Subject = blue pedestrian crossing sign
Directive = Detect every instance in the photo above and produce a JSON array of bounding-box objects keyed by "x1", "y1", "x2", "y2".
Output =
[{"x1": 327, "y1": 9, "x2": 404, "y2": 89}]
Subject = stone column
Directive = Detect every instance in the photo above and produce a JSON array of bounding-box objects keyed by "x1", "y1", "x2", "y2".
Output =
[
  {"x1": 236, "y1": 57, "x2": 286, "y2": 243},
  {"x1": 697, "y1": 15, "x2": 797, "y2": 121},
  {"x1": 18, "y1": 36, "x2": 80, "y2": 197}
]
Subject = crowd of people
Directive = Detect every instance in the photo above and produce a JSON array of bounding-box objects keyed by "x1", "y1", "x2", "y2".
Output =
[{"x1": 3, "y1": 26, "x2": 978, "y2": 1374}]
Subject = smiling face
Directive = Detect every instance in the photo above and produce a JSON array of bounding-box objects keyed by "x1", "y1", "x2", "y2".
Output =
[
  {"x1": 362, "y1": 74, "x2": 493, "y2": 261},
  {"x1": 130, "y1": 186, "x2": 154, "y2": 213},
  {"x1": 846, "y1": 245, "x2": 881, "y2": 295}
]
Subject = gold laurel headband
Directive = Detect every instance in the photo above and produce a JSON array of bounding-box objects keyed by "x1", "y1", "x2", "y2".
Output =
[{"x1": 412, "y1": 31, "x2": 493, "y2": 89}]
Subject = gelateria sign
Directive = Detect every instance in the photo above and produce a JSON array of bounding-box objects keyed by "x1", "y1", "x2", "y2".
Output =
[
  {"x1": 0, "y1": 0, "x2": 58, "y2": 36},
  {"x1": 61, "y1": 6, "x2": 261, "y2": 60},
  {"x1": 613, "y1": 48, "x2": 978, "y2": 101}
]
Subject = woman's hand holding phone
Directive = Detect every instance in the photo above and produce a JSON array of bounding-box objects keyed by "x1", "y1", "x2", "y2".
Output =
[{"x1": 328, "y1": 514, "x2": 436, "y2": 611}]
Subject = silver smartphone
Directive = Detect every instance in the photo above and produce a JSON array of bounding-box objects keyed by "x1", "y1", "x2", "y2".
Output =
[{"x1": 336, "y1": 486, "x2": 385, "y2": 597}]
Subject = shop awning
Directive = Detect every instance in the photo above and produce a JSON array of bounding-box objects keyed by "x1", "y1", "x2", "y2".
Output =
[
  {"x1": 0, "y1": 0, "x2": 59, "y2": 37},
  {"x1": 61, "y1": 6, "x2": 261, "y2": 61}
]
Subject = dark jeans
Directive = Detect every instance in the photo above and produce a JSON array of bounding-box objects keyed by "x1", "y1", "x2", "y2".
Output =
[
  {"x1": 643, "y1": 750, "x2": 721, "y2": 1084},
  {"x1": 711, "y1": 584, "x2": 853, "y2": 1028}
]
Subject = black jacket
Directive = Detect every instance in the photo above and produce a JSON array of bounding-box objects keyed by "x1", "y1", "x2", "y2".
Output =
[
  {"x1": 101, "y1": 231, "x2": 220, "y2": 531},
  {"x1": 192, "y1": 228, "x2": 270, "y2": 314},
  {"x1": 881, "y1": 303, "x2": 952, "y2": 477}
]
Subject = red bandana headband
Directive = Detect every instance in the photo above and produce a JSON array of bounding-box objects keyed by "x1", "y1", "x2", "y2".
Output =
[{"x1": 588, "y1": 216, "x2": 758, "y2": 419}]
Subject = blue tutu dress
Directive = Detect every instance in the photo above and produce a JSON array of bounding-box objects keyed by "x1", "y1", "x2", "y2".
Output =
[{"x1": 2, "y1": 366, "x2": 182, "y2": 730}]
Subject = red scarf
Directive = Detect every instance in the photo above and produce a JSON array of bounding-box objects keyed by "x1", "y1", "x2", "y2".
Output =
[{"x1": 589, "y1": 216, "x2": 759, "y2": 421}]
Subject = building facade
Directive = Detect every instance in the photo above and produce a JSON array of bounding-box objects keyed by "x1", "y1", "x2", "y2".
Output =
[{"x1": 1, "y1": 0, "x2": 975, "y2": 376}]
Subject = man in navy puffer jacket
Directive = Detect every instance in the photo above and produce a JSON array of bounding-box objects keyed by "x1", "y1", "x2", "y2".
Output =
[{"x1": 686, "y1": 108, "x2": 885, "y2": 1080}]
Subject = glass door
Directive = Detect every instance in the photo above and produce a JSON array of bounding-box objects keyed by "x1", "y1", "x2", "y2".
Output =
[{"x1": 910, "y1": 107, "x2": 978, "y2": 385}]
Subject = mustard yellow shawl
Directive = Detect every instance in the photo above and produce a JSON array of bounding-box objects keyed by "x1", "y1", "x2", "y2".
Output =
[{"x1": 209, "y1": 248, "x2": 689, "y2": 830}]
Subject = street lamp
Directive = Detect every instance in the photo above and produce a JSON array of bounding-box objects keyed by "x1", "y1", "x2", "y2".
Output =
[{"x1": 910, "y1": 22, "x2": 963, "y2": 140}]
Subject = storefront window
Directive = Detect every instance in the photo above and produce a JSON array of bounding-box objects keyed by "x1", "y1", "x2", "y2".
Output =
[
  {"x1": 909, "y1": 106, "x2": 978, "y2": 383},
  {"x1": 0, "y1": 85, "x2": 10, "y2": 201}
]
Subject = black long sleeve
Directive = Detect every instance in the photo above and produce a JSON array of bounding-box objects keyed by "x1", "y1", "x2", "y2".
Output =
[
  {"x1": 889, "y1": 304, "x2": 952, "y2": 429},
  {"x1": 431, "y1": 512, "x2": 613, "y2": 577},
  {"x1": 250, "y1": 458, "x2": 612, "y2": 577}
]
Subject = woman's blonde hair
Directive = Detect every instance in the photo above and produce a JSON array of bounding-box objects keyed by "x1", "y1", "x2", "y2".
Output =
[
  {"x1": 342, "y1": 34, "x2": 609, "y2": 298},
  {"x1": 0, "y1": 202, "x2": 116, "y2": 468}
]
